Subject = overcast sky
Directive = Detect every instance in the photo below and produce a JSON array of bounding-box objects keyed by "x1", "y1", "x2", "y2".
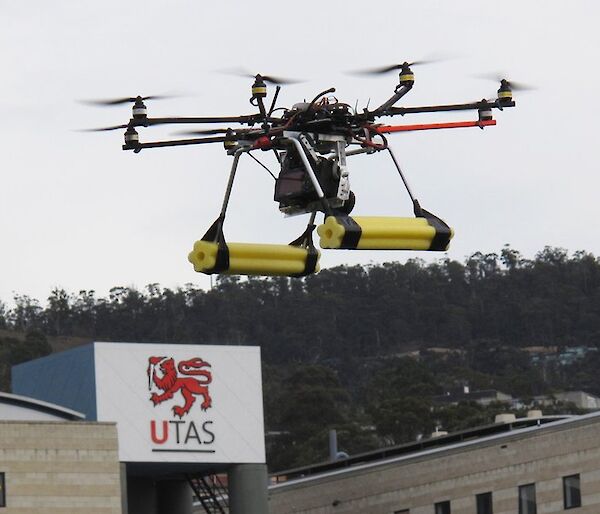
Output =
[{"x1": 1, "y1": 1, "x2": 599, "y2": 303}]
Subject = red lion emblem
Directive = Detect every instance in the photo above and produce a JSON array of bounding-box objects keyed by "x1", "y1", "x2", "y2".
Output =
[{"x1": 147, "y1": 356, "x2": 212, "y2": 418}]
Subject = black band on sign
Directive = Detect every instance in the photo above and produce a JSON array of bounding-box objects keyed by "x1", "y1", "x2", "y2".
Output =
[
  {"x1": 338, "y1": 216, "x2": 362, "y2": 249},
  {"x1": 421, "y1": 209, "x2": 452, "y2": 251}
]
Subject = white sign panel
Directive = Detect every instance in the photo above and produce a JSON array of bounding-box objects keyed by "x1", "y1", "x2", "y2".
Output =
[{"x1": 94, "y1": 342, "x2": 265, "y2": 463}]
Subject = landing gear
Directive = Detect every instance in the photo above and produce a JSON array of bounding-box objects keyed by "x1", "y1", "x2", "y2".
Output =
[{"x1": 188, "y1": 146, "x2": 320, "y2": 277}]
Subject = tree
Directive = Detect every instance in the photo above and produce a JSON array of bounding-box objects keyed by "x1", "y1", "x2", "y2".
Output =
[
  {"x1": 267, "y1": 365, "x2": 353, "y2": 470},
  {"x1": 374, "y1": 397, "x2": 433, "y2": 445},
  {"x1": 0, "y1": 331, "x2": 51, "y2": 391},
  {"x1": 46, "y1": 288, "x2": 72, "y2": 336},
  {"x1": 10, "y1": 295, "x2": 42, "y2": 332}
]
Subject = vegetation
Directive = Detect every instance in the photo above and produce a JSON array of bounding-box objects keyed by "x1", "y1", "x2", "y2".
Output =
[{"x1": 1, "y1": 246, "x2": 600, "y2": 470}]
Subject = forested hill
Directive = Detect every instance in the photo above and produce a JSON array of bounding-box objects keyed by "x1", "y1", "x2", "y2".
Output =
[
  {"x1": 2, "y1": 245, "x2": 600, "y2": 471},
  {"x1": 2, "y1": 246, "x2": 599, "y2": 359}
]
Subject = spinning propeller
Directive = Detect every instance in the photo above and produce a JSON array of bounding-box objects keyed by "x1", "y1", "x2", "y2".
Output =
[
  {"x1": 348, "y1": 55, "x2": 447, "y2": 76},
  {"x1": 80, "y1": 94, "x2": 178, "y2": 106},
  {"x1": 474, "y1": 73, "x2": 536, "y2": 91},
  {"x1": 349, "y1": 61, "x2": 433, "y2": 75},
  {"x1": 78, "y1": 124, "x2": 130, "y2": 132},
  {"x1": 220, "y1": 67, "x2": 304, "y2": 85},
  {"x1": 77, "y1": 64, "x2": 518, "y2": 152}
]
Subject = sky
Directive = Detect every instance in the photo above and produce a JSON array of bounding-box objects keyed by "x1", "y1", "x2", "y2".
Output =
[{"x1": 1, "y1": 0, "x2": 599, "y2": 303}]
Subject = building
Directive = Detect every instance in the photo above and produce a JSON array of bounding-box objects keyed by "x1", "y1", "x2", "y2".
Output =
[
  {"x1": 267, "y1": 412, "x2": 600, "y2": 513},
  {"x1": 432, "y1": 387, "x2": 512, "y2": 406},
  {"x1": 0, "y1": 392, "x2": 122, "y2": 513},
  {"x1": 554, "y1": 391, "x2": 600, "y2": 410},
  {"x1": 8, "y1": 341, "x2": 600, "y2": 514},
  {"x1": 9, "y1": 342, "x2": 269, "y2": 514},
  {"x1": 533, "y1": 390, "x2": 600, "y2": 411}
]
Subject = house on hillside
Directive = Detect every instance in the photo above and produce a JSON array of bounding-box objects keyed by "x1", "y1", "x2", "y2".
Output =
[
  {"x1": 433, "y1": 386, "x2": 512, "y2": 406},
  {"x1": 533, "y1": 391, "x2": 600, "y2": 411},
  {"x1": 526, "y1": 345, "x2": 598, "y2": 366}
]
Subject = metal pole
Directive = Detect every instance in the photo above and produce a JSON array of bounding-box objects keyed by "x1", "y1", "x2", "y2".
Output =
[
  {"x1": 373, "y1": 84, "x2": 413, "y2": 114},
  {"x1": 228, "y1": 464, "x2": 269, "y2": 514},
  {"x1": 220, "y1": 147, "x2": 247, "y2": 218},
  {"x1": 329, "y1": 429, "x2": 338, "y2": 461},
  {"x1": 345, "y1": 147, "x2": 377, "y2": 157},
  {"x1": 387, "y1": 147, "x2": 417, "y2": 204},
  {"x1": 156, "y1": 480, "x2": 192, "y2": 514},
  {"x1": 287, "y1": 137, "x2": 326, "y2": 199}
]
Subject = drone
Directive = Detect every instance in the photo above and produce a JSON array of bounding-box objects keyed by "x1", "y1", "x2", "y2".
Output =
[{"x1": 85, "y1": 63, "x2": 518, "y2": 278}]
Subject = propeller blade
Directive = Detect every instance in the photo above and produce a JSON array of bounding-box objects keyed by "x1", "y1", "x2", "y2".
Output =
[
  {"x1": 347, "y1": 56, "x2": 445, "y2": 76},
  {"x1": 79, "y1": 94, "x2": 176, "y2": 107},
  {"x1": 76, "y1": 124, "x2": 130, "y2": 132},
  {"x1": 219, "y1": 67, "x2": 304, "y2": 85},
  {"x1": 260, "y1": 75, "x2": 303, "y2": 85},
  {"x1": 407, "y1": 59, "x2": 438, "y2": 66},
  {"x1": 505, "y1": 80, "x2": 536, "y2": 92},
  {"x1": 473, "y1": 73, "x2": 537, "y2": 91},
  {"x1": 347, "y1": 64, "x2": 404, "y2": 75}
]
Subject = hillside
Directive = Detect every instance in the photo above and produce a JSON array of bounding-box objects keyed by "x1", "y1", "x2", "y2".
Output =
[{"x1": 1, "y1": 246, "x2": 600, "y2": 470}]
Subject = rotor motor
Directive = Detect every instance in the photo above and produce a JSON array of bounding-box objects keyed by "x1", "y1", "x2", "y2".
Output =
[
  {"x1": 132, "y1": 97, "x2": 148, "y2": 120},
  {"x1": 398, "y1": 63, "x2": 415, "y2": 87},
  {"x1": 497, "y1": 80, "x2": 513, "y2": 105}
]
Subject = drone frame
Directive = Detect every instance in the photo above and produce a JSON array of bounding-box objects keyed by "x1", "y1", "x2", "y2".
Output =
[{"x1": 88, "y1": 67, "x2": 516, "y2": 276}]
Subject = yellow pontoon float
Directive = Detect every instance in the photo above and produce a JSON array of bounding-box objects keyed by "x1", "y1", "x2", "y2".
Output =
[
  {"x1": 317, "y1": 209, "x2": 453, "y2": 251},
  {"x1": 188, "y1": 148, "x2": 320, "y2": 277},
  {"x1": 188, "y1": 217, "x2": 320, "y2": 277}
]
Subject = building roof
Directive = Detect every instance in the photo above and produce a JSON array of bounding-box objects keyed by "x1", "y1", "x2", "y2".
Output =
[
  {"x1": 432, "y1": 389, "x2": 512, "y2": 404},
  {"x1": 270, "y1": 413, "x2": 579, "y2": 487},
  {"x1": 0, "y1": 391, "x2": 85, "y2": 421}
]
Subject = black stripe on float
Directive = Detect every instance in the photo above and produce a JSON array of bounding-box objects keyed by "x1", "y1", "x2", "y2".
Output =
[
  {"x1": 338, "y1": 216, "x2": 362, "y2": 249},
  {"x1": 289, "y1": 225, "x2": 319, "y2": 277},
  {"x1": 303, "y1": 247, "x2": 319, "y2": 275},
  {"x1": 289, "y1": 246, "x2": 319, "y2": 278},
  {"x1": 421, "y1": 209, "x2": 452, "y2": 251},
  {"x1": 212, "y1": 243, "x2": 230, "y2": 273}
]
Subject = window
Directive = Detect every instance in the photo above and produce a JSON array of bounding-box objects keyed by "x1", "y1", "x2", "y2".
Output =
[
  {"x1": 518, "y1": 483, "x2": 536, "y2": 514},
  {"x1": 563, "y1": 474, "x2": 581, "y2": 509},
  {"x1": 434, "y1": 500, "x2": 451, "y2": 514},
  {"x1": 476, "y1": 492, "x2": 493, "y2": 514},
  {"x1": 0, "y1": 473, "x2": 5, "y2": 507}
]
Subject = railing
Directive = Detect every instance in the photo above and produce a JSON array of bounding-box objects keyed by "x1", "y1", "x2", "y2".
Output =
[{"x1": 187, "y1": 473, "x2": 229, "y2": 514}]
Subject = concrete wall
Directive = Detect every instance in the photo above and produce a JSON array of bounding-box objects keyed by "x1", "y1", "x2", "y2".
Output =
[
  {"x1": 268, "y1": 415, "x2": 600, "y2": 514},
  {"x1": 0, "y1": 421, "x2": 122, "y2": 514}
]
